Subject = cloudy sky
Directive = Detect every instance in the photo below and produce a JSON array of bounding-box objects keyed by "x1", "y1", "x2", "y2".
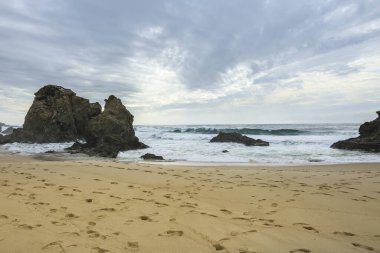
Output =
[{"x1": 0, "y1": 0, "x2": 379, "y2": 125}]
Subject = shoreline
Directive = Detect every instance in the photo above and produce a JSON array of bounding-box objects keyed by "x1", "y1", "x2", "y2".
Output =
[{"x1": 2, "y1": 149, "x2": 380, "y2": 167}]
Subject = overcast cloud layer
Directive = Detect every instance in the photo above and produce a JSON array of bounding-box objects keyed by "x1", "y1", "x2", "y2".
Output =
[{"x1": 0, "y1": 0, "x2": 379, "y2": 125}]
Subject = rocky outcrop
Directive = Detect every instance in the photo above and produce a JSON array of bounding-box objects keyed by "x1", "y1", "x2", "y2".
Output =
[
  {"x1": 140, "y1": 153, "x2": 164, "y2": 160},
  {"x1": 210, "y1": 132, "x2": 269, "y2": 146},
  {"x1": 0, "y1": 85, "x2": 147, "y2": 158},
  {"x1": 0, "y1": 85, "x2": 101, "y2": 143},
  {"x1": 331, "y1": 111, "x2": 380, "y2": 152},
  {"x1": 66, "y1": 95, "x2": 147, "y2": 158}
]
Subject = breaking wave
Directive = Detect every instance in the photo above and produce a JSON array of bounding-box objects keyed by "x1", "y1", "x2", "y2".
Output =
[{"x1": 171, "y1": 127, "x2": 307, "y2": 135}]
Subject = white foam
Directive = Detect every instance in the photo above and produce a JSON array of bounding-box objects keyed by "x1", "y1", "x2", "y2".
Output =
[{"x1": 1, "y1": 142, "x2": 74, "y2": 155}]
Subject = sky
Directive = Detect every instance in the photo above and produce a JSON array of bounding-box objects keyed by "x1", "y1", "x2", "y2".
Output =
[{"x1": 0, "y1": 0, "x2": 379, "y2": 125}]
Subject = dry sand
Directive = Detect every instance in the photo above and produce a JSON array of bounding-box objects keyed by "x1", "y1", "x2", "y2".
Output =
[{"x1": 0, "y1": 153, "x2": 379, "y2": 253}]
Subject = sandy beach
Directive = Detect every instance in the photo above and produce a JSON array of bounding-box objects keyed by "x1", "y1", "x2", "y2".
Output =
[{"x1": 0, "y1": 154, "x2": 379, "y2": 253}]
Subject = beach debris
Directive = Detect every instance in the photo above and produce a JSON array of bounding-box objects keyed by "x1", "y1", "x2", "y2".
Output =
[
  {"x1": 210, "y1": 132, "x2": 269, "y2": 146},
  {"x1": 331, "y1": 111, "x2": 380, "y2": 152}
]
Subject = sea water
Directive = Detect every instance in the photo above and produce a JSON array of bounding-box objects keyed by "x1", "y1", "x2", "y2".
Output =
[
  {"x1": 1, "y1": 124, "x2": 380, "y2": 164},
  {"x1": 119, "y1": 124, "x2": 380, "y2": 164}
]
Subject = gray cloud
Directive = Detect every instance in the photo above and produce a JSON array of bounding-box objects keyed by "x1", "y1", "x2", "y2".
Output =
[{"x1": 0, "y1": 0, "x2": 379, "y2": 124}]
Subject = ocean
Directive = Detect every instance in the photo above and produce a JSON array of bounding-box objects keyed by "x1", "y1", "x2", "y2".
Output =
[{"x1": 2, "y1": 124, "x2": 378, "y2": 165}]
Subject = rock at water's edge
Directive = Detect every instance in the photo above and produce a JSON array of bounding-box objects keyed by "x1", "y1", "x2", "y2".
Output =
[
  {"x1": 210, "y1": 132, "x2": 269, "y2": 146},
  {"x1": 67, "y1": 95, "x2": 148, "y2": 158},
  {"x1": 140, "y1": 153, "x2": 165, "y2": 160},
  {"x1": 331, "y1": 111, "x2": 380, "y2": 152}
]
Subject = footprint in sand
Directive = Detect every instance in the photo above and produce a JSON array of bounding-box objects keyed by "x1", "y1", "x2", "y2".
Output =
[
  {"x1": 98, "y1": 208, "x2": 116, "y2": 212},
  {"x1": 61, "y1": 231, "x2": 80, "y2": 237},
  {"x1": 65, "y1": 213, "x2": 79, "y2": 219},
  {"x1": 352, "y1": 243, "x2": 374, "y2": 251},
  {"x1": 41, "y1": 241, "x2": 65, "y2": 251},
  {"x1": 139, "y1": 215, "x2": 152, "y2": 221},
  {"x1": 127, "y1": 241, "x2": 139, "y2": 250},
  {"x1": 213, "y1": 243, "x2": 225, "y2": 251},
  {"x1": 51, "y1": 221, "x2": 66, "y2": 226},
  {"x1": 333, "y1": 231, "x2": 355, "y2": 236},
  {"x1": 200, "y1": 212, "x2": 218, "y2": 218},
  {"x1": 220, "y1": 209, "x2": 232, "y2": 214},
  {"x1": 289, "y1": 249, "x2": 311, "y2": 253},
  {"x1": 302, "y1": 226, "x2": 319, "y2": 233},
  {"x1": 159, "y1": 230, "x2": 184, "y2": 237},
  {"x1": 87, "y1": 230, "x2": 101, "y2": 238},
  {"x1": 293, "y1": 223, "x2": 319, "y2": 233},
  {"x1": 18, "y1": 224, "x2": 34, "y2": 230},
  {"x1": 92, "y1": 246, "x2": 109, "y2": 253}
]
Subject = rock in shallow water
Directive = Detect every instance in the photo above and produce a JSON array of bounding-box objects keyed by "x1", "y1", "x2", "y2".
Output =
[
  {"x1": 331, "y1": 111, "x2": 380, "y2": 152},
  {"x1": 66, "y1": 95, "x2": 148, "y2": 158},
  {"x1": 210, "y1": 132, "x2": 269, "y2": 146},
  {"x1": 140, "y1": 153, "x2": 165, "y2": 160}
]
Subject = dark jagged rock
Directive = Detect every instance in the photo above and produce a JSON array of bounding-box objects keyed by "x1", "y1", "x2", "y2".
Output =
[
  {"x1": 210, "y1": 132, "x2": 269, "y2": 146},
  {"x1": 0, "y1": 84, "x2": 147, "y2": 158},
  {"x1": 67, "y1": 95, "x2": 148, "y2": 158},
  {"x1": 222, "y1": 150, "x2": 229, "y2": 153},
  {"x1": 331, "y1": 111, "x2": 380, "y2": 152},
  {"x1": 309, "y1": 159, "x2": 323, "y2": 163},
  {"x1": 140, "y1": 153, "x2": 164, "y2": 160},
  {"x1": 0, "y1": 85, "x2": 101, "y2": 143}
]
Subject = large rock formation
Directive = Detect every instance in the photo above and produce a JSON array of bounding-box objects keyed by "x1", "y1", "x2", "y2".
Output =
[
  {"x1": 67, "y1": 95, "x2": 148, "y2": 158},
  {"x1": 0, "y1": 85, "x2": 147, "y2": 157},
  {"x1": 0, "y1": 85, "x2": 101, "y2": 143},
  {"x1": 331, "y1": 111, "x2": 380, "y2": 152},
  {"x1": 210, "y1": 132, "x2": 269, "y2": 146}
]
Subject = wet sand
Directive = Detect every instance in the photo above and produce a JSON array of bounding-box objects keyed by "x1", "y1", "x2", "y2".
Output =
[{"x1": 0, "y1": 154, "x2": 379, "y2": 253}]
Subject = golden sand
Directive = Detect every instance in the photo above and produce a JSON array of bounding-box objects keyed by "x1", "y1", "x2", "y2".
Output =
[{"x1": 0, "y1": 154, "x2": 379, "y2": 253}]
